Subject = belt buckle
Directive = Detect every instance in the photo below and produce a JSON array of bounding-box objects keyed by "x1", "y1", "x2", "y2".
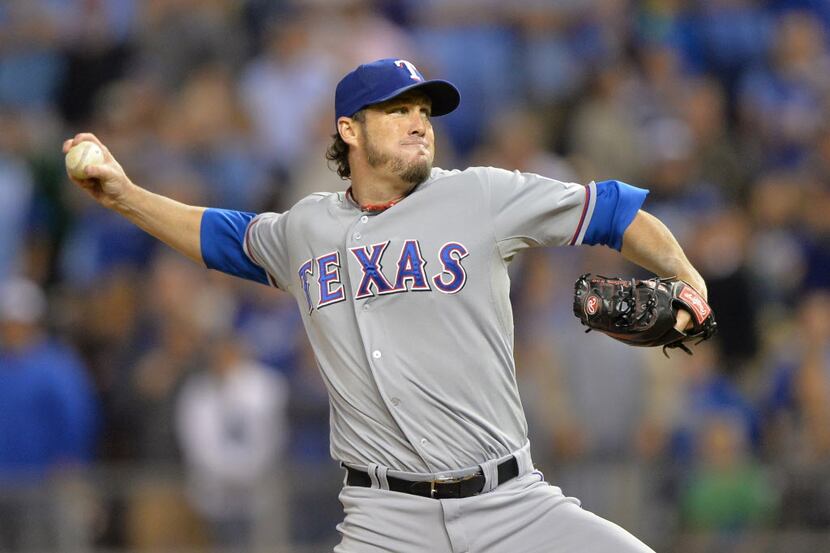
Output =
[
  {"x1": 431, "y1": 472, "x2": 481, "y2": 499},
  {"x1": 434, "y1": 472, "x2": 480, "y2": 484}
]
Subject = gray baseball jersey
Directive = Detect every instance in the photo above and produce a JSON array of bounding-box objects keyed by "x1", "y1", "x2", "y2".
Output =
[
  {"x1": 242, "y1": 166, "x2": 596, "y2": 473},
  {"x1": 200, "y1": 165, "x2": 653, "y2": 552}
]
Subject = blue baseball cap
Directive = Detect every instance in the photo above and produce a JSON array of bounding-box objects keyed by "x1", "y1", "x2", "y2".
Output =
[{"x1": 335, "y1": 58, "x2": 460, "y2": 123}]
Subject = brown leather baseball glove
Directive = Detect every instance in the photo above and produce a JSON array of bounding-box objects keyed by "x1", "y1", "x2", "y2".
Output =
[{"x1": 573, "y1": 273, "x2": 717, "y2": 356}]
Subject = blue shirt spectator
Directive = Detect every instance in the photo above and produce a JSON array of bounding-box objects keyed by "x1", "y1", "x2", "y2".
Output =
[
  {"x1": 669, "y1": 346, "x2": 761, "y2": 466},
  {"x1": 0, "y1": 279, "x2": 98, "y2": 482}
]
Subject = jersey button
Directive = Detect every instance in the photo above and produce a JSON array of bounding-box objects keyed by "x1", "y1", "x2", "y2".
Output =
[
  {"x1": 363, "y1": 303, "x2": 371, "y2": 311},
  {"x1": 420, "y1": 438, "x2": 429, "y2": 446},
  {"x1": 372, "y1": 350, "x2": 382, "y2": 359},
  {"x1": 353, "y1": 232, "x2": 362, "y2": 241},
  {"x1": 360, "y1": 215, "x2": 369, "y2": 223},
  {"x1": 391, "y1": 397, "x2": 400, "y2": 406}
]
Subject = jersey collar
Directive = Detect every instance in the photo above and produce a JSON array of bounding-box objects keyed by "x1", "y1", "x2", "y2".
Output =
[{"x1": 346, "y1": 186, "x2": 406, "y2": 213}]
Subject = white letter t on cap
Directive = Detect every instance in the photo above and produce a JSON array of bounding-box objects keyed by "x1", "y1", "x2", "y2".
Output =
[{"x1": 395, "y1": 60, "x2": 422, "y2": 81}]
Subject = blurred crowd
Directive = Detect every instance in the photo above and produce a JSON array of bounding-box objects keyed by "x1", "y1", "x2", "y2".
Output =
[{"x1": 1, "y1": 0, "x2": 830, "y2": 551}]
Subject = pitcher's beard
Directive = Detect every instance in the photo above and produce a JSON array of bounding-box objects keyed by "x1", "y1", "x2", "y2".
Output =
[{"x1": 364, "y1": 138, "x2": 432, "y2": 185}]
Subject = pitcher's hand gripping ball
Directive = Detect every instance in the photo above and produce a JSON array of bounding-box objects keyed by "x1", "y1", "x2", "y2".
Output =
[
  {"x1": 65, "y1": 141, "x2": 104, "y2": 179},
  {"x1": 573, "y1": 274, "x2": 717, "y2": 356}
]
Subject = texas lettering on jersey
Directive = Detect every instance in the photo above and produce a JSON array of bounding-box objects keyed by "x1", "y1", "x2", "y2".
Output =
[{"x1": 298, "y1": 240, "x2": 469, "y2": 313}]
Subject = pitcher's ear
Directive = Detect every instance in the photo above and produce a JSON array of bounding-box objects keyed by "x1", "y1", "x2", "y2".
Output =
[{"x1": 338, "y1": 117, "x2": 360, "y2": 147}]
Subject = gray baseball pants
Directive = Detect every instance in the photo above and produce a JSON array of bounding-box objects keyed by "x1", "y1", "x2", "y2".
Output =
[{"x1": 334, "y1": 468, "x2": 656, "y2": 553}]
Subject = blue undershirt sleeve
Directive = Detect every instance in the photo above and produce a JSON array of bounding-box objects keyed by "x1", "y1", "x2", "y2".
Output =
[
  {"x1": 201, "y1": 208, "x2": 269, "y2": 285},
  {"x1": 582, "y1": 180, "x2": 649, "y2": 251}
]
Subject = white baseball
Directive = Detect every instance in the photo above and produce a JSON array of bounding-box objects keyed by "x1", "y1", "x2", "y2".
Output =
[{"x1": 65, "y1": 141, "x2": 105, "y2": 179}]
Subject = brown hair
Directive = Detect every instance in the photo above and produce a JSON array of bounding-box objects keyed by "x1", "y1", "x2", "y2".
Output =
[{"x1": 325, "y1": 110, "x2": 365, "y2": 180}]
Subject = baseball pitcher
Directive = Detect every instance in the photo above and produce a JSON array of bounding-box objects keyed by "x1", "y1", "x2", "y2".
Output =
[{"x1": 64, "y1": 59, "x2": 712, "y2": 552}]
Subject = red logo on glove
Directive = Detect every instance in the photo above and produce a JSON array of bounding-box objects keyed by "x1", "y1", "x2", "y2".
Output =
[
  {"x1": 585, "y1": 294, "x2": 600, "y2": 315},
  {"x1": 679, "y1": 286, "x2": 710, "y2": 324}
]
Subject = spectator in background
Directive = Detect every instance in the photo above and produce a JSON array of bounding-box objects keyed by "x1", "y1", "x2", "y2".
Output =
[
  {"x1": 238, "y1": 14, "x2": 335, "y2": 193},
  {"x1": 111, "y1": 252, "x2": 230, "y2": 465},
  {"x1": 0, "y1": 112, "x2": 35, "y2": 280},
  {"x1": 679, "y1": 77, "x2": 749, "y2": 203},
  {"x1": 661, "y1": 344, "x2": 771, "y2": 551},
  {"x1": 0, "y1": 278, "x2": 98, "y2": 551},
  {"x1": 790, "y1": 292, "x2": 830, "y2": 459},
  {"x1": 628, "y1": 41, "x2": 691, "y2": 127},
  {"x1": 695, "y1": 0, "x2": 773, "y2": 102},
  {"x1": 799, "y1": 176, "x2": 830, "y2": 291},
  {"x1": 745, "y1": 171, "x2": 808, "y2": 310},
  {"x1": 568, "y1": 63, "x2": 646, "y2": 183},
  {"x1": 56, "y1": 0, "x2": 135, "y2": 126},
  {"x1": 111, "y1": 254, "x2": 219, "y2": 550},
  {"x1": 637, "y1": 114, "x2": 723, "y2": 247},
  {"x1": 635, "y1": 1, "x2": 702, "y2": 75},
  {"x1": 667, "y1": 343, "x2": 760, "y2": 469},
  {"x1": 0, "y1": 1, "x2": 68, "y2": 110},
  {"x1": 689, "y1": 209, "x2": 759, "y2": 369},
  {"x1": 176, "y1": 332, "x2": 288, "y2": 550},
  {"x1": 680, "y1": 414, "x2": 777, "y2": 540},
  {"x1": 169, "y1": 64, "x2": 269, "y2": 211},
  {"x1": 519, "y1": 1, "x2": 625, "y2": 105},
  {"x1": 471, "y1": 107, "x2": 577, "y2": 182},
  {"x1": 321, "y1": 0, "x2": 417, "y2": 70},
  {"x1": 286, "y1": 338, "x2": 341, "y2": 547},
  {"x1": 763, "y1": 290, "x2": 830, "y2": 528},
  {"x1": 132, "y1": 0, "x2": 245, "y2": 91},
  {"x1": 234, "y1": 284, "x2": 304, "y2": 375},
  {"x1": 737, "y1": 10, "x2": 830, "y2": 169}
]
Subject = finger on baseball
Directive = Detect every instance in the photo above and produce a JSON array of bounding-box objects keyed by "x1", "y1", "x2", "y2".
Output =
[
  {"x1": 66, "y1": 173, "x2": 96, "y2": 190},
  {"x1": 62, "y1": 139, "x2": 74, "y2": 153},
  {"x1": 72, "y1": 132, "x2": 102, "y2": 147},
  {"x1": 71, "y1": 133, "x2": 114, "y2": 159},
  {"x1": 82, "y1": 163, "x2": 113, "y2": 181}
]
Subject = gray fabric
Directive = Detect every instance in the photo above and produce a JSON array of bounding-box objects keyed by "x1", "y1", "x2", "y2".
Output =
[
  {"x1": 334, "y1": 471, "x2": 656, "y2": 553},
  {"x1": 244, "y1": 167, "x2": 595, "y2": 474}
]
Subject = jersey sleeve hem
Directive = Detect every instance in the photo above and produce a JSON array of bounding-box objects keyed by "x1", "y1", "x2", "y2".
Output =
[
  {"x1": 568, "y1": 181, "x2": 597, "y2": 246},
  {"x1": 242, "y1": 215, "x2": 280, "y2": 288}
]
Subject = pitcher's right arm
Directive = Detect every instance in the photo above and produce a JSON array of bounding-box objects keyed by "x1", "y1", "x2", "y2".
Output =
[{"x1": 63, "y1": 133, "x2": 205, "y2": 264}]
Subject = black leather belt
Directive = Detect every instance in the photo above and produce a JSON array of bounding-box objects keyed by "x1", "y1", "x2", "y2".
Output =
[{"x1": 345, "y1": 456, "x2": 519, "y2": 499}]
